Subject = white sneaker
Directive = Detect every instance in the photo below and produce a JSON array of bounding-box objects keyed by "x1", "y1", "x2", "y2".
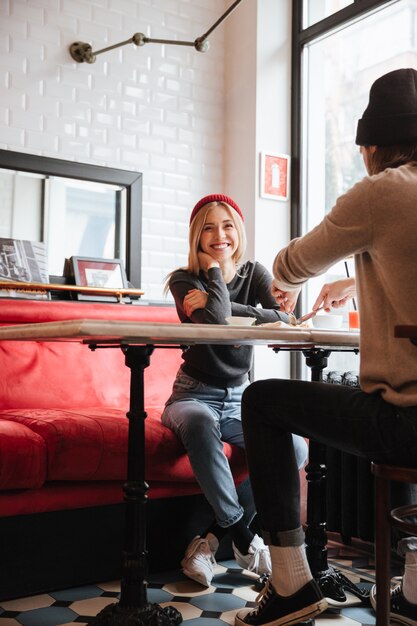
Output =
[
  {"x1": 233, "y1": 534, "x2": 272, "y2": 575},
  {"x1": 181, "y1": 534, "x2": 218, "y2": 587},
  {"x1": 370, "y1": 576, "x2": 403, "y2": 610}
]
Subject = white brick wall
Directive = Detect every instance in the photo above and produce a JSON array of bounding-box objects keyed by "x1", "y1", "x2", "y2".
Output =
[{"x1": 0, "y1": 0, "x2": 226, "y2": 302}]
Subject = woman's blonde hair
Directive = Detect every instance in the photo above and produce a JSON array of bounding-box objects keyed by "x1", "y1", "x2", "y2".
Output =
[
  {"x1": 163, "y1": 201, "x2": 247, "y2": 294},
  {"x1": 366, "y1": 142, "x2": 417, "y2": 175}
]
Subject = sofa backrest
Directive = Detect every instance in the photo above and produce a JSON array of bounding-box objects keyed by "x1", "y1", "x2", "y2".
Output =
[{"x1": 0, "y1": 300, "x2": 181, "y2": 410}]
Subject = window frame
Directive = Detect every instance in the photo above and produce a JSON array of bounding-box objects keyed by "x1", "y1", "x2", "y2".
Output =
[{"x1": 290, "y1": 0, "x2": 395, "y2": 377}]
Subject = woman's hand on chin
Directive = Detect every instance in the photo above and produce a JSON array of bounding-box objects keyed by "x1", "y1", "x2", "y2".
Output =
[{"x1": 198, "y1": 250, "x2": 220, "y2": 272}]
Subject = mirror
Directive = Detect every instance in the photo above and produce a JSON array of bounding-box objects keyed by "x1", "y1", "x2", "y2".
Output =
[{"x1": 0, "y1": 150, "x2": 142, "y2": 287}]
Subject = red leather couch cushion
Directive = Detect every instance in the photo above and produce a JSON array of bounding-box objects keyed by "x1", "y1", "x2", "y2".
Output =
[
  {"x1": 1, "y1": 409, "x2": 129, "y2": 481},
  {"x1": 0, "y1": 407, "x2": 248, "y2": 485},
  {"x1": 0, "y1": 303, "x2": 181, "y2": 411},
  {"x1": 0, "y1": 419, "x2": 46, "y2": 489}
]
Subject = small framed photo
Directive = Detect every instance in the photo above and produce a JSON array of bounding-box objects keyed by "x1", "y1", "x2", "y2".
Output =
[
  {"x1": 71, "y1": 256, "x2": 128, "y2": 302},
  {"x1": 72, "y1": 257, "x2": 128, "y2": 289},
  {"x1": 260, "y1": 152, "x2": 290, "y2": 201}
]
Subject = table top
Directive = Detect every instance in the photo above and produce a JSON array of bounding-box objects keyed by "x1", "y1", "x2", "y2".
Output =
[{"x1": 0, "y1": 318, "x2": 360, "y2": 349}]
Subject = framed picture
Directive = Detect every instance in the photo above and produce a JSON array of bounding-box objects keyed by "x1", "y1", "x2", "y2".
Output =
[
  {"x1": 260, "y1": 152, "x2": 290, "y2": 201},
  {"x1": 71, "y1": 256, "x2": 129, "y2": 302}
]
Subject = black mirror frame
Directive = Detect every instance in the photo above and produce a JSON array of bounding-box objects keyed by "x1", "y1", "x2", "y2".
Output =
[{"x1": 0, "y1": 149, "x2": 142, "y2": 288}]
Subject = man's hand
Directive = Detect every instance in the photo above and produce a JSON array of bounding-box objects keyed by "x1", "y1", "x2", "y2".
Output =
[
  {"x1": 271, "y1": 281, "x2": 301, "y2": 313},
  {"x1": 183, "y1": 289, "x2": 209, "y2": 317},
  {"x1": 312, "y1": 277, "x2": 356, "y2": 312}
]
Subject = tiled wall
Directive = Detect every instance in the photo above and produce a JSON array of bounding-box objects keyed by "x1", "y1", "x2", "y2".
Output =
[{"x1": 0, "y1": 0, "x2": 227, "y2": 301}]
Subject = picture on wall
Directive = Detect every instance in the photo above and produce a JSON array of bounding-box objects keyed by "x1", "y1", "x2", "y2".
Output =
[{"x1": 260, "y1": 152, "x2": 290, "y2": 201}]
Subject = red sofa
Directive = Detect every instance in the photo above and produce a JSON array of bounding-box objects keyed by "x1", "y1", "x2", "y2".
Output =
[{"x1": 0, "y1": 299, "x2": 249, "y2": 599}]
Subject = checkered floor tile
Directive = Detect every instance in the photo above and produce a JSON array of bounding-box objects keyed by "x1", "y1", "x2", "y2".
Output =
[{"x1": 0, "y1": 536, "x2": 395, "y2": 625}]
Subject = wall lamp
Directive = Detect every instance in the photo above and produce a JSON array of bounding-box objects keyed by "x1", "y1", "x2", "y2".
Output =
[{"x1": 69, "y1": 0, "x2": 245, "y2": 64}]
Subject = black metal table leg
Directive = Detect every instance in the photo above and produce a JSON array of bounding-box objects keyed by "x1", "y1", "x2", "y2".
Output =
[
  {"x1": 303, "y1": 348, "x2": 369, "y2": 605},
  {"x1": 88, "y1": 345, "x2": 182, "y2": 626},
  {"x1": 303, "y1": 349, "x2": 331, "y2": 578}
]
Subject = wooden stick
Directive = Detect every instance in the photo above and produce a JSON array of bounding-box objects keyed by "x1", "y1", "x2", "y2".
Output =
[
  {"x1": 0, "y1": 280, "x2": 144, "y2": 302},
  {"x1": 344, "y1": 261, "x2": 357, "y2": 311}
]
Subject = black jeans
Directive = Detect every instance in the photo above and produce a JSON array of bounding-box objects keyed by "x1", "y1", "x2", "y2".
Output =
[{"x1": 241, "y1": 379, "x2": 417, "y2": 545}]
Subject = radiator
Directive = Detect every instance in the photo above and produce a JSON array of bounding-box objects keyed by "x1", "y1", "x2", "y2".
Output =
[{"x1": 324, "y1": 371, "x2": 417, "y2": 546}]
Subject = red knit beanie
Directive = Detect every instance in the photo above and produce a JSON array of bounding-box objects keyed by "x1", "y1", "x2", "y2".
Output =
[{"x1": 189, "y1": 194, "x2": 244, "y2": 224}]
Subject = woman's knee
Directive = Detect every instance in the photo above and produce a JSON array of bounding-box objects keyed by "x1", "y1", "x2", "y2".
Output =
[{"x1": 163, "y1": 402, "x2": 218, "y2": 438}]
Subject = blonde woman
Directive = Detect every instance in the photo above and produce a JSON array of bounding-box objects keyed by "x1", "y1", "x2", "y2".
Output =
[{"x1": 162, "y1": 194, "x2": 308, "y2": 587}]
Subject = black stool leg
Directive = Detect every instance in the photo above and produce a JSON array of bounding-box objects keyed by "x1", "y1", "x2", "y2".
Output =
[{"x1": 374, "y1": 474, "x2": 391, "y2": 626}]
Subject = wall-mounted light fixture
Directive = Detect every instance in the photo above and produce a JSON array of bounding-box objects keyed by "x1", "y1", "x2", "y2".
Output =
[{"x1": 69, "y1": 0, "x2": 245, "y2": 64}]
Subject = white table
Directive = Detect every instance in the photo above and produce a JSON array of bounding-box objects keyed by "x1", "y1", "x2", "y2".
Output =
[
  {"x1": 0, "y1": 317, "x2": 359, "y2": 347},
  {"x1": 0, "y1": 320, "x2": 360, "y2": 624}
]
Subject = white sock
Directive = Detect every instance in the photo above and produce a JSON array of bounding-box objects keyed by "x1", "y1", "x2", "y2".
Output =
[
  {"x1": 270, "y1": 544, "x2": 313, "y2": 596},
  {"x1": 403, "y1": 553, "x2": 417, "y2": 604}
]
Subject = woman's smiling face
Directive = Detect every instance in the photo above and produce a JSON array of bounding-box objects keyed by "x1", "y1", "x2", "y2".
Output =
[{"x1": 199, "y1": 205, "x2": 239, "y2": 263}]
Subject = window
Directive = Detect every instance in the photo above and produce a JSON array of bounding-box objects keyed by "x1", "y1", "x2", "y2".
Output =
[
  {"x1": 292, "y1": 0, "x2": 417, "y2": 372},
  {"x1": 303, "y1": 0, "x2": 354, "y2": 28},
  {"x1": 46, "y1": 178, "x2": 126, "y2": 276}
]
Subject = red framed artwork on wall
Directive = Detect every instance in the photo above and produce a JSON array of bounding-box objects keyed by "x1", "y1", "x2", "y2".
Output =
[{"x1": 260, "y1": 152, "x2": 290, "y2": 201}]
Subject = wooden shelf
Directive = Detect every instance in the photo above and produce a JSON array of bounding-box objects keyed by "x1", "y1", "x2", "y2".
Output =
[{"x1": 0, "y1": 280, "x2": 144, "y2": 302}]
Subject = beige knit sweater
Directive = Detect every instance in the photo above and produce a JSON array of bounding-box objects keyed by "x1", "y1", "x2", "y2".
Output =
[{"x1": 273, "y1": 162, "x2": 417, "y2": 406}]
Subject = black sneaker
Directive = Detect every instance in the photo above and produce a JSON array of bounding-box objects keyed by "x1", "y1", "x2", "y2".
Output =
[
  {"x1": 235, "y1": 578, "x2": 328, "y2": 626},
  {"x1": 370, "y1": 583, "x2": 417, "y2": 626}
]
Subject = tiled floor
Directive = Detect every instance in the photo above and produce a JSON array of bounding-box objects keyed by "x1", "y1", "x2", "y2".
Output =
[{"x1": 0, "y1": 535, "x2": 397, "y2": 626}]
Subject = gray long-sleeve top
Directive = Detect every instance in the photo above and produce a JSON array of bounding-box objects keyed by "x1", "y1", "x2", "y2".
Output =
[{"x1": 169, "y1": 260, "x2": 288, "y2": 387}]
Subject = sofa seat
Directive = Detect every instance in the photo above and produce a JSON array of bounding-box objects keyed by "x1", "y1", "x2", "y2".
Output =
[
  {"x1": 0, "y1": 419, "x2": 46, "y2": 489},
  {"x1": 0, "y1": 407, "x2": 247, "y2": 507}
]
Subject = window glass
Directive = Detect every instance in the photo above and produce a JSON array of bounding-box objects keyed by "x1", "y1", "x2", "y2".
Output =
[
  {"x1": 0, "y1": 170, "x2": 43, "y2": 241},
  {"x1": 302, "y1": 0, "x2": 417, "y2": 322},
  {"x1": 301, "y1": 0, "x2": 416, "y2": 373},
  {"x1": 46, "y1": 178, "x2": 126, "y2": 275},
  {"x1": 303, "y1": 0, "x2": 354, "y2": 28}
]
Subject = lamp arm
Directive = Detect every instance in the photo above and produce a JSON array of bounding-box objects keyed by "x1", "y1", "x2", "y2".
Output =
[
  {"x1": 69, "y1": 0, "x2": 245, "y2": 64},
  {"x1": 197, "y1": 0, "x2": 244, "y2": 42}
]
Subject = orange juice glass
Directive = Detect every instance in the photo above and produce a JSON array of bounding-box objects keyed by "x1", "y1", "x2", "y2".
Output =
[{"x1": 349, "y1": 310, "x2": 360, "y2": 330}]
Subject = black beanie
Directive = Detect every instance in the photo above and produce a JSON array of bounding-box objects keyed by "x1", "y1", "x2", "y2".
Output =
[{"x1": 355, "y1": 68, "x2": 417, "y2": 146}]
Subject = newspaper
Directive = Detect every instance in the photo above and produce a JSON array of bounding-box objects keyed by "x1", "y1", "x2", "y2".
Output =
[{"x1": 0, "y1": 238, "x2": 50, "y2": 299}]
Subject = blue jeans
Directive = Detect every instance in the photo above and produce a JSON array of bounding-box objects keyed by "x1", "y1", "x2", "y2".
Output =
[
  {"x1": 161, "y1": 369, "x2": 308, "y2": 528},
  {"x1": 241, "y1": 378, "x2": 417, "y2": 546}
]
